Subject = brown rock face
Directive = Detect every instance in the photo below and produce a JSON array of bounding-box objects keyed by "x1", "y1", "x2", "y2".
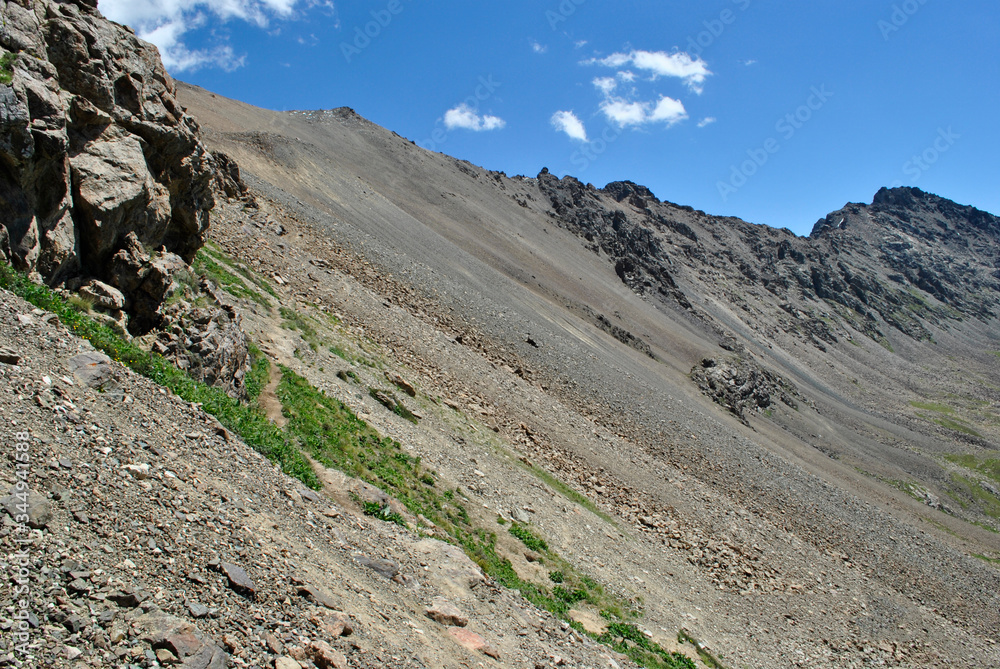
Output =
[{"x1": 0, "y1": 0, "x2": 216, "y2": 332}]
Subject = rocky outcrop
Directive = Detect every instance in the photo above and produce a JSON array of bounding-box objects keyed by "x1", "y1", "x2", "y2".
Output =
[
  {"x1": 690, "y1": 356, "x2": 801, "y2": 424},
  {"x1": 0, "y1": 0, "x2": 217, "y2": 333},
  {"x1": 156, "y1": 294, "x2": 253, "y2": 400}
]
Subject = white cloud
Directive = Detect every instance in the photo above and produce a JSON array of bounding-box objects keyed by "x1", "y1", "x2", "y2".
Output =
[
  {"x1": 443, "y1": 104, "x2": 506, "y2": 132},
  {"x1": 141, "y1": 18, "x2": 246, "y2": 71},
  {"x1": 600, "y1": 99, "x2": 649, "y2": 127},
  {"x1": 574, "y1": 40, "x2": 588, "y2": 49},
  {"x1": 531, "y1": 41, "x2": 548, "y2": 54},
  {"x1": 649, "y1": 96, "x2": 687, "y2": 124},
  {"x1": 98, "y1": 0, "x2": 315, "y2": 71},
  {"x1": 593, "y1": 77, "x2": 617, "y2": 96},
  {"x1": 551, "y1": 111, "x2": 588, "y2": 141},
  {"x1": 600, "y1": 96, "x2": 687, "y2": 128},
  {"x1": 585, "y1": 49, "x2": 711, "y2": 94},
  {"x1": 740, "y1": 59, "x2": 758, "y2": 66},
  {"x1": 697, "y1": 117, "x2": 717, "y2": 128}
]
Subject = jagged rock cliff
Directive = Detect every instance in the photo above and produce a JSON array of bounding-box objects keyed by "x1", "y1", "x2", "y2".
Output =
[
  {"x1": 0, "y1": 0, "x2": 216, "y2": 333},
  {"x1": 537, "y1": 174, "x2": 1000, "y2": 348}
]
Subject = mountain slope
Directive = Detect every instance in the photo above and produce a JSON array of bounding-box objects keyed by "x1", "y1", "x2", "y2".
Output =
[{"x1": 177, "y1": 82, "x2": 1000, "y2": 668}]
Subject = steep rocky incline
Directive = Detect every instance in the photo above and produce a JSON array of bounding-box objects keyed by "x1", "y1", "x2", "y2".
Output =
[
  {"x1": 0, "y1": 288, "x2": 638, "y2": 669},
  {"x1": 0, "y1": 0, "x2": 218, "y2": 334}
]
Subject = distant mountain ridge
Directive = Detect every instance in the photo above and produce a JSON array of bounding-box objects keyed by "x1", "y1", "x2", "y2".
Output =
[{"x1": 537, "y1": 173, "x2": 999, "y2": 346}]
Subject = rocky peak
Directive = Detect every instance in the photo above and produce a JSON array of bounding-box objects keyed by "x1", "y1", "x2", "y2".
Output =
[{"x1": 0, "y1": 0, "x2": 220, "y2": 333}]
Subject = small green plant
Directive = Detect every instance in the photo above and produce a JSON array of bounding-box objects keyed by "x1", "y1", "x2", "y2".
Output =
[
  {"x1": 361, "y1": 500, "x2": 406, "y2": 527},
  {"x1": 548, "y1": 570, "x2": 564, "y2": 583},
  {"x1": 0, "y1": 52, "x2": 17, "y2": 85},
  {"x1": 508, "y1": 523, "x2": 549, "y2": 552},
  {"x1": 330, "y1": 344, "x2": 353, "y2": 361},
  {"x1": 336, "y1": 369, "x2": 359, "y2": 383},
  {"x1": 67, "y1": 293, "x2": 95, "y2": 313},
  {"x1": 553, "y1": 585, "x2": 588, "y2": 604}
]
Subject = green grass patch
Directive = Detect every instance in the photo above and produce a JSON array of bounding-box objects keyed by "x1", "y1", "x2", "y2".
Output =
[
  {"x1": 0, "y1": 262, "x2": 317, "y2": 488},
  {"x1": 933, "y1": 416, "x2": 981, "y2": 438},
  {"x1": 244, "y1": 343, "x2": 270, "y2": 402},
  {"x1": 910, "y1": 401, "x2": 956, "y2": 415},
  {"x1": 193, "y1": 249, "x2": 272, "y2": 309},
  {"x1": 945, "y1": 453, "x2": 1000, "y2": 486},
  {"x1": 277, "y1": 368, "x2": 459, "y2": 527},
  {"x1": 280, "y1": 307, "x2": 322, "y2": 350},
  {"x1": 949, "y1": 473, "x2": 1000, "y2": 519},
  {"x1": 200, "y1": 242, "x2": 277, "y2": 297},
  {"x1": 972, "y1": 553, "x2": 1000, "y2": 566},
  {"x1": 590, "y1": 623, "x2": 698, "y2": 669},
  {"x1": 509, "y1": 523, "x2": 548, "y2": 552},
  {"x1": 0, "y1": 52, "x2": 17, "y2": 85}
]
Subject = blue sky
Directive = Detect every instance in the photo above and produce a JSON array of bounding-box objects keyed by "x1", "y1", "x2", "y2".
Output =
[{"x1": 98, "y1": 0, "x2": 999, "y2": 236}]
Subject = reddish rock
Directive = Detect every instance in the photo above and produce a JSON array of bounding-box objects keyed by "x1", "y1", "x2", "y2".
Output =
[
  {"x1": 308, "y1": 640, "x2": 349, "y2": 669},
  {"x1": 425, "y1": 597, "x2": 469, "y2": 627}
]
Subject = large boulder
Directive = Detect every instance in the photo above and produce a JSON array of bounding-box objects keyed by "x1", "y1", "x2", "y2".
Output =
[{"x1": 0, "y1": 0, "x2": 216, "y2": 333}]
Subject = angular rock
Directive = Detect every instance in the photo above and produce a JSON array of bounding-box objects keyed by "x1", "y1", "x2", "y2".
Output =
[
  {"x1": 308, "y1": 640, "x2": 348, "y2": 669},
  {"x1": 78, "y1": 279, "x2": 126, "y2": 311},
  {"x1": 218, "y1": 562, "x2": 256, "y2": 597},
  {"x1": 0, "y1": 347, "x2": 20, "y2": 365},
  {"x1": 1, "y1": 489, "x2": 52, "y2": 528},
  {"x1": 352, "y1": 554, "x2": 400, "y2": 580},
  {"x1": 298, "y1": 584, "x2": 339, "y2": 610},
  {"x1": 384, "y1": 371, "x2": 416, "y2": 397},
  {"x1": 447, "y1": 627, "x2": 499, "y2": 659},
  {"x1": 107, "y1": 588, "x2": 149, "y2": 609},
  {"x1": 67, "y1": 352, "x2": 114, "y2": 390},
  {"x1": 187, "y1": 602, "x2": 211, "y2": 619},
  {"x1": 314, "y1": 612, "x2": 353, "y2": 638},
  {"x1": 274, "y1": 658, "x2": 299, "y2": 669},
  {"x1": 425, "y1": 597, "x2": 469, "y2": 627},
  {"x1": 133, "y1": 610, "x2": 228, "y2": 669},
  {"x1": 412, "y1": 539, "x2": 484, "y2": 597}
]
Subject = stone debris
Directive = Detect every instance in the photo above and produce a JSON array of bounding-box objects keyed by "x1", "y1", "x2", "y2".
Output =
[{"x1": 425, "y1": 596, "x2": 469, "y2": 627}]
